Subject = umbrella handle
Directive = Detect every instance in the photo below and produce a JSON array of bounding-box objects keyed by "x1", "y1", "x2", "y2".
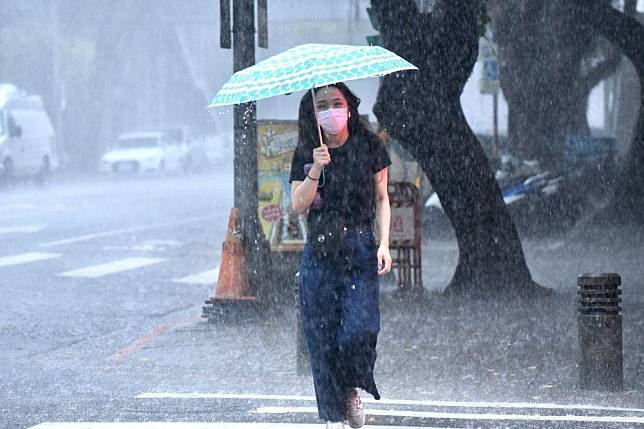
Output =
[
  {"x1": 309, "y1": 87, "x2": 326, "y2": 187},
  {"x1": 310, "y1": 87, "x2": 325, "y2": 148}
]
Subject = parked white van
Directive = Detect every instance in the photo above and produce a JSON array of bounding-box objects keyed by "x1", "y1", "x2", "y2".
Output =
[{"x1": 0, "y1": 84, "x2": 59, "y2": 185}]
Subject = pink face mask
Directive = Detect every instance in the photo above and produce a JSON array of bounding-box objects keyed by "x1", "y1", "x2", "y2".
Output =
[{"x1": 316, "y1": 108, "x2": 348, "y2": 135}]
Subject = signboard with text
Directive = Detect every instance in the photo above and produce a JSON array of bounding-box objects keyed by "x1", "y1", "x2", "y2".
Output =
[{"x1": 257, "y1": 120, "x2": 306, "y2": 252}]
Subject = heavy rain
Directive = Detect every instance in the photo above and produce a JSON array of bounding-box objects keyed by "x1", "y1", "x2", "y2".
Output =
[{"x1": 1, "y1": 1, "x2": 643, "y2": 428}]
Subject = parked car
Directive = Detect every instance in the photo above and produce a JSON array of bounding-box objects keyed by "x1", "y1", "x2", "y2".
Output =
[
  {"x1": 161, "y1": 125, "x2": 192, "y2": 172},
  {"x1": 0, "y1": 84, "x2": 59, "y2": 186},
  {"x1": 100, "y1": 131, "x2": 187, "y2": 175},
  {"x1": 187, "y1": 132, "x2": 233, "y2": 171}
]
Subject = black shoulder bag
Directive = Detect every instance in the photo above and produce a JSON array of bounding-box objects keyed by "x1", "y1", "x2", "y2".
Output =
[{"x1": 308, "y1": 209, "x2": 349, "y2": 261}]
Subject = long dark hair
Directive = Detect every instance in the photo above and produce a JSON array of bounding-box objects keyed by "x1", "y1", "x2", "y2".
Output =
[{"x1": 296, "y1": 82, "x2": 380, "y2": 153}]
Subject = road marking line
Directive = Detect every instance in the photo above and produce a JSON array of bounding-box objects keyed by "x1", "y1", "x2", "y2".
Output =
[
  {"x1": 58, "y1": 257, "x2": 166, "y2": 278},
  {"x1": 38, "y1": 216, "x2": 212, "y2": 248},
  {"x1": 134, "y1": 392, "x2": 644, "y2": 414},
  {"x1": 110, "y1": 323, "x2": 174, "y2": 362},
  {"x1": 0, "y1": 224, "x2": 46, "y2": 234},
  {"x1": 173, "y1": 268, "x2": 219, "y2": 285},
  {"x1": 28, "y1": 423, "x2": 444, "y2": 429},
  {"x1": 110, "y1": 314, "x2": 200, "y2": 362},
  {"x1": 144, "y1": 240, "x2": 183, "y2": 247},
  {"x1": 253, "y1": 406, "x2": 644, "y2": 424},
  {"x1": 0, "y1": 252, "x2": 61, "y2": 268}
]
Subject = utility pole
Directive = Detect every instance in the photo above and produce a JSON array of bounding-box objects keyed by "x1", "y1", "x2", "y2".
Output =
[
  {"x1": 213, "y1": 0, "x2": 270, "y2": 303},
  {"x1": 230, "y1": 0, "x2": 267, "y2": 293},
  {"x1": 232, "y1": 0, "x2": 257, "y2": 213},
  {"x1": 48, "y1": 0, "x2": 64, "y2": 161}
]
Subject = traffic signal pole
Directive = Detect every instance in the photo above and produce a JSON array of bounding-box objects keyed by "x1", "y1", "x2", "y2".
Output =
[
  {"x1": 203, "y1": 0, "x2": 262, "y2": 319},
  {"x1": 229, "y1": 0, "x2": 268, "y2": 300},
  {"x1": 231, "y1": 0, "x2": 264, "y2": 296},
  {"x1": 232, "y1": 0, "x2": 257, "y2": 215}
]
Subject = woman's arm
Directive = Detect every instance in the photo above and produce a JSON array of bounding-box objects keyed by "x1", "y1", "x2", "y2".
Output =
[
  {"x1": 291, "y1": 145, "x2": 330, "y2": 214},
  {"x1": 374, "y1": 167, "x2": 392, "y2": 275},
  {"x1": 291, "y1": 164, "x2": 322, "y2": 214}
]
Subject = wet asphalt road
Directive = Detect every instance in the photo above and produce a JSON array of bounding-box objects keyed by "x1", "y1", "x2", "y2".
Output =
[
  {"x1": 1, "y1": 170, "x2": 643, "y2": 429},
  {"x1": 1, "y1": 171, "x2": 232, "y2": 428}
]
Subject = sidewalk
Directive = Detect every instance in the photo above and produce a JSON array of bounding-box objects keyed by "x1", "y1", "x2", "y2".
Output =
[{"x1": 129, "y1": 223, "x2": 644, "y2": 427}]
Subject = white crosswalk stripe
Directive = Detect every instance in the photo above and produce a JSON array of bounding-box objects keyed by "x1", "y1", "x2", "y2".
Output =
[
  {"x1": 0, "y1": 224, "x2": 47, "y2": 234},
  {"x1": 57, "y1": 257, "x2": 166, "y2": 278},
  {"x1": 173, "y1": 267, "x2": 219, "y2": 285},
  {"x1": 38, "y1": 217, "x2": 212, "y2": 248},
  {"x1": 29, "y1": 423, "x2": 438, "y2": 429},
  {"x1": 0, "y1": 252, "x2": 61, "y2": 268},
  {"x1": 134, "y1": 393, "x2": 644, "y2": 427},
  {"x1": 135, "y1": 392, "x2": 644, "y2": 414},
  {"x1": 253, "y1": 406, "x2": 644, "y2": 425}
]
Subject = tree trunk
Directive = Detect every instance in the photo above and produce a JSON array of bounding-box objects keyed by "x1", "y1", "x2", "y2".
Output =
[
  {"x1": 575, "y1": 1, "x2": 644, "y2": 223},
  {"x1": 505, "y1": 83, "x2": 591, "y2": 168},
  {"x1": 489, "y1": 0, "x2": 620, "y2": 169},
  {"x1": 371, "y1": 0, "x2": 550, "y2": 298}
]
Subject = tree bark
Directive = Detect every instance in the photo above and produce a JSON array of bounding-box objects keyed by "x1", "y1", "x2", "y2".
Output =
[
  {"x1": 504, "y1": 83, "x2": 592, "y2": 166},
  {"x1": 371, "y1": 0, "x2": 550, "y2": 298},
  {"x1": 573, "y1": 1, "x2": 644, "y2": 223},
  {"x1": 488, "y1": 0, "x2": 620, "y2": 169}
]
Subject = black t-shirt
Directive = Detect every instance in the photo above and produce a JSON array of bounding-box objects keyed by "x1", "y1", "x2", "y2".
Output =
[{"x1": 289, "y1": 131, "x2": 392, "y2": 226}]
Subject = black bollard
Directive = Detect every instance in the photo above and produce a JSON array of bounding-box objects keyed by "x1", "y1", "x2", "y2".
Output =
[{"x1": 577, "y1": 273, "x2": 623, "y2": 391}]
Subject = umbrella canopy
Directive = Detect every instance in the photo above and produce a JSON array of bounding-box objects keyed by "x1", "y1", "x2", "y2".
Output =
[{"x1": 209, "y1": 43, "x2": 418, "y2": 107}]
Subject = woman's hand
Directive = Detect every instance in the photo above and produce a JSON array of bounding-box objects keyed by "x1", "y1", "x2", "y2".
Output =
[
  {"x1": 312, "y1": 143, "x2": 331, "y2": 172},
  {"x1": 377, "y1": 243, "x2": 392, "y2": 276}
]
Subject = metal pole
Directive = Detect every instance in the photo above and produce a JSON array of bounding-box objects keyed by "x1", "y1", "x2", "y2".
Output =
[
  {"x1": 310, "y1": 88, "x2": 325, "y2": 147},
  {"x1": 49, "y1": 0, "x2": 64, "y2": 162},
  {"x1": 493, "y1": 91, "x2": 499, "y2": 156},
  {"x1": 233, "y1": 0, "x2": 256, "y2": 208},
  {"x1": 232, "y1": 0, "x2": 261, "y2": 290}
]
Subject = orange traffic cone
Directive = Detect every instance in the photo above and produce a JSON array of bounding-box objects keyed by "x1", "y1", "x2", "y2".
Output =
[
  {"x1": 202, "y1": 208, "x2": 256, "y2": 320},
  {"x1": 214, "y1": 207, "x2": 255, "y2": 300}
]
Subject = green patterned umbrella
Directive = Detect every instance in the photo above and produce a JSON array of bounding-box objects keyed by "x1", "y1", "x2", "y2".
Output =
[{"x1": 209, "y1": 43, "x2": 418, "y2": 107}]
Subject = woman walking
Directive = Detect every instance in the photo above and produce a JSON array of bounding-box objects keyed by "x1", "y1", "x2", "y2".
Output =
[{"x1": 289, "y1": 83, "x2": 392, "y2": 429}]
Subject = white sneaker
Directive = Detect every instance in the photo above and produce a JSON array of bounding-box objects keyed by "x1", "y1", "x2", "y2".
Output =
[
  {"x1": 345, "y1": 388, "x2": 365, "y2": 428},
  {"x1": 326, "y1": 422, "x2": 345, "y2": 429}
]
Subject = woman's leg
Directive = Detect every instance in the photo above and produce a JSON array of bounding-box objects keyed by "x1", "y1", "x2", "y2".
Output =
[
  {"x1": 336, "y1": 232, "x2": 381, "y2": 399},
  {"x1": 299, "y1": 249, "x2": 346, "y2": 422}
]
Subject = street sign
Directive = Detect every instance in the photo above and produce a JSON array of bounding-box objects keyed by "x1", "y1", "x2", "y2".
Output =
[
  {"x1": 479, "y1": 38, "x2": 499, "y2": 94},
  {"x1": 480, "y1": 57, "x2": 499, "y2": 94}
]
